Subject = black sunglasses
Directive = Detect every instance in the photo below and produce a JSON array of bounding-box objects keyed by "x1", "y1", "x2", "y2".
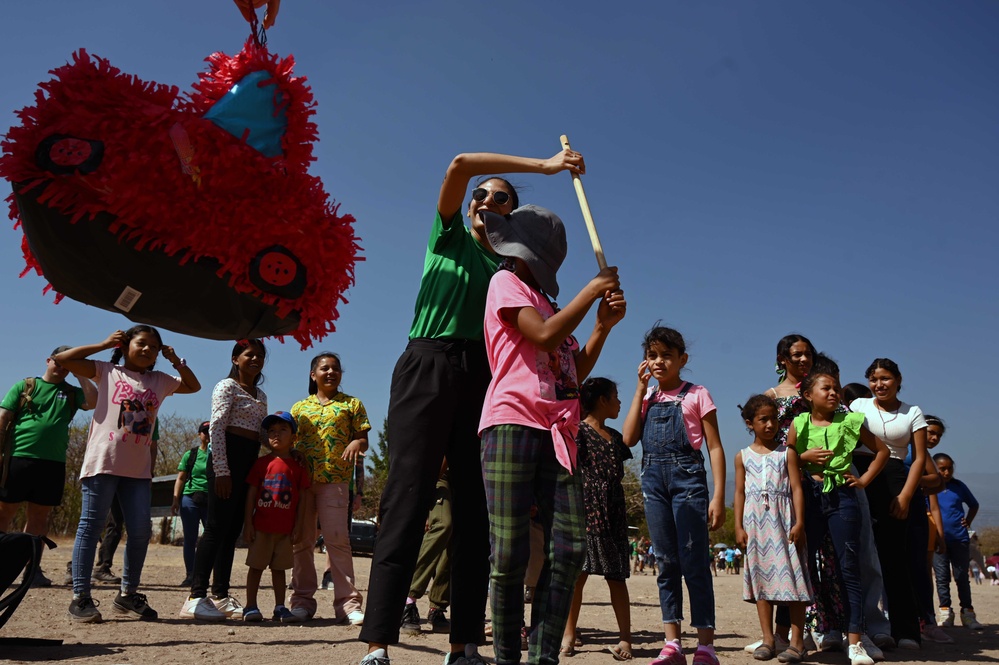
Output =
[{"x1": 471, "y1": 188, "x2": 511, "y2": 206}]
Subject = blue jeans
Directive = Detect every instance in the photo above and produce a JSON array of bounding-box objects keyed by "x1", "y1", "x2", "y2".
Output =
[
  {"x1": 72, "y1": 474, "x2": 151, "y2": 596},
  {"x1": 804, "y1": 479, "x2": 863, "y2": 635},
  {"x1": 179, "y1": 495, "x2": 208, "y2": 577},
  {"x1": 641, "y1": 452, "x2": 715, "y2": 628},
  {"x1": 934, "y1": 540, "x2": 973, "y2": 611}
]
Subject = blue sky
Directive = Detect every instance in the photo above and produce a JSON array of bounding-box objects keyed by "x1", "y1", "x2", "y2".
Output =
[{"x1": 3, "y1": 2, "x2": 998, "y2": 516}]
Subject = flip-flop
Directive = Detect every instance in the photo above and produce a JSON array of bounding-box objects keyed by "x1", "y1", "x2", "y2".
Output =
[
  {"x1": 609, "y1": 644, "x2": 633, "y2": 661},
  {"x1": 753, "y1": 643, "x2": 776, "y2": 661},
  {"x1": 777, "y1": 645, "x2": 805, "y2": 663}
]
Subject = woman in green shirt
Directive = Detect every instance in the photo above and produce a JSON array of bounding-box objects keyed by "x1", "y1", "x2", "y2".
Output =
[{"x1": 172, "y1": 421, "x2": 211, "y2": 586}]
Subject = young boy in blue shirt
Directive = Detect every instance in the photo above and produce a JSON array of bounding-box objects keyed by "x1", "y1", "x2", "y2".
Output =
[{"x1": 930, "y1": 453, "x2": 983, "y2": 630}]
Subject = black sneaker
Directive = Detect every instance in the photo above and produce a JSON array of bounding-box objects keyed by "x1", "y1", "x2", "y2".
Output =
[
  {"x1": 31, "y1": 570, "x2": 54, "y2": 588},
  {"x1": 400, "y1": 602, "x2": 421, "y2": 636},
  {"x1": 69, "y1": 596, "x2": 102, "y2": 623},
  {"x1": 180, "y1": 575, "x2": 193, "y2": 587},
  {"x1": 92, "y1": 568, "x2": 122, "y2": 584},
  {"x1": 321, "y1": 569, "x2": 332, "y2": 590},
  {"x1": 113, "y1": 591, "x2": 159, "y2": 620},
  {"x1": 428, "y1": 607, "x2": 450, "y2": 634}
]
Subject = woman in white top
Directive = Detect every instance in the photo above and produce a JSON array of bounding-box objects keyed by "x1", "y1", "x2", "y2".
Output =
[
  {"x1": 181, "y1": 339, "x2": 268, "y2": 621},
  {"x1": 850, "y1": 358, "x2": 927, "y2": 648}
]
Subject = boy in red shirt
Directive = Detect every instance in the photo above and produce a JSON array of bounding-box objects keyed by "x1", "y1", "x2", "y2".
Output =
[{"x1": 242, "y1": 411, "x2": 311, "y2": 622}]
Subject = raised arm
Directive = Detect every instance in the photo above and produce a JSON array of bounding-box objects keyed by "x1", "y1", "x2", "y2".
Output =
[
  {"x1": 574, "y1": 289, "x2": 627, "y2": 383},
  {"x1": 161, "y1": 346, "x2": 201, "y2": 395},
  {"x1": 622, "y1": 361, "x2": 652, "y2": 447},
  {"x1": 75, "y1": 375, "x2": 98, "y2": 412},
  {"x1": 437, "y1": 150, "x2": 585, "y2": 221},
  {"x1": 511, "y1": 268, "x2": 619, "y2": 353},
  {"x1": 53, "y1": 331, "x2": 126, "y2": 379}
]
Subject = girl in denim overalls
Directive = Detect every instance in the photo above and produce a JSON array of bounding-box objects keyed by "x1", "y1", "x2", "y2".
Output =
[{"x1": 623, "y1": 326, "x2": 726, "y2": 665}]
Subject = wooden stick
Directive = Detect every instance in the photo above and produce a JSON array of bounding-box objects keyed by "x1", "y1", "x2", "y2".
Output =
[{"x1": 560, "y1": 134, "x2": 607, "y2": 269}]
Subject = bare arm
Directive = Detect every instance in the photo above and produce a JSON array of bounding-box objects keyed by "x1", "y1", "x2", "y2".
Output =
[
  {"x1": 243, "y1": 485, "x2": 258, "y2": 543},
  {"x1": 0, "y1": 407, "x2": 13, "y2": 431},
  {"x1": 53, "y1": 331, "x2": 125, "y2": 378},
  {"x1": 437, "y1": 151, "x2": 584, "y2": 222},
  {"x1": 510, "y1": 268, "x2": 620, "y2": 353},
  {"x1": 171, "y1": 469, "x2": 188, "y2": 516},
  {"x1": 622, "y1": 363, "x2": 651, "y2": 447},
  {"x1": 891, "y1": 428, "x2": 927, "y2": 519},
  {"x1": 573, "y1": 290, "x2": 626, "y2": 383},
  {"x1": 786, "y1": 447, "x2": 806, "y2": 545},
  {"x1": 74, "y1": 374, "x2": 97, "y2": 411},
  {"x1": 921, "y1": 451, "x2": 943, "y2": 493},
  {"x1": 733, "y1": 451, "x2": 747, "y2": 548},
  {"x1": 161, "y1": 346, "x2": 201, "y2": 395},
  {"x1": 702, "y1": 411, "x2": 726, "y2": 530}
]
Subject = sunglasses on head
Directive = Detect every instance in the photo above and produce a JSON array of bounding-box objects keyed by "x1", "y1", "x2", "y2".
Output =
[{"x1": 471, "y1": 188, "x2": 511, "y2": 206}]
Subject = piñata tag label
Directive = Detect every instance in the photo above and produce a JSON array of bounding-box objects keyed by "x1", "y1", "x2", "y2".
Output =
[{"x1": 115, "y1": 287, "x2": 142, "y2": 312}]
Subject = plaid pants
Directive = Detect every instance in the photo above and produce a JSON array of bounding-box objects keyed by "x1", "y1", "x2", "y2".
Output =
[{"x1": 482, "y1": 425, "x2": 586, "y2": 665}]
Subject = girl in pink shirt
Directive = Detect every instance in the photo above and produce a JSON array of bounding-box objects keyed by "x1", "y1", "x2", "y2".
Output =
[{"x1": 477, "y1": 205, "x2": 625, "y2": 665}]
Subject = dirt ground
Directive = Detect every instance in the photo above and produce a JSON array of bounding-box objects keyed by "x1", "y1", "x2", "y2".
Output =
[{"x1": 2, "y1": 538, "x2": 997, "y2": 664}]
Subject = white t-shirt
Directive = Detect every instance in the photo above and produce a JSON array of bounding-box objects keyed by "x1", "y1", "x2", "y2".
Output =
[
  {"x1": 80, "y1": 361, "x2": 181, "y2": 479},
  {"x1": 849, "y1": 397, "x2": 926, "y2": 461}
]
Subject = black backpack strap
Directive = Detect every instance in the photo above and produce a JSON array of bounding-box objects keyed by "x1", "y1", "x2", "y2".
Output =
[{"x1": 183, "y1": 447, "x2": 199, "y2": 487}]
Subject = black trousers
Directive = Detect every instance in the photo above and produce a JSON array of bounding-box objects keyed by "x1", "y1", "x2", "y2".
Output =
[
  {"x1": 855, "y1": 456, "x2": 921, "y2": 642},
  {"x1": 359, "y1": 338, "x2": 491, "y2": 646},
  {"x1": 190, "y1": 433, "x2": 260, "y2": 599}
]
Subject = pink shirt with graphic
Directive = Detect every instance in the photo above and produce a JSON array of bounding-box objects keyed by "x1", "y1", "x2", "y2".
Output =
[
  {"x1": 80, "y1": 361, "x2": 182, "y2": 479},
  {"x1": 640, "y1": 383, "x2": 717, "y2": 450},
  {"x1": 478, "y1": 269, "x2": 581, "y2": 471}
]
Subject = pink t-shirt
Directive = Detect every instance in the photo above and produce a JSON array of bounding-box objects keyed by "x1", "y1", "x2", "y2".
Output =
[
  {"x1": 80, "y1": 361, "x2": 182, "y2": 479},
  {"x1": 640, "y1": 382, "x2": 717, "y2": 450},
  {"x1": 478, "y1": 270, "x2": 581, "y2": 471}
]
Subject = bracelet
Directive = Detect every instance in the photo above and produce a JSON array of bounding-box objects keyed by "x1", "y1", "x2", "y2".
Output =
[{"x1": 172, "y1": 358, "x2": 187, "y2": 369}]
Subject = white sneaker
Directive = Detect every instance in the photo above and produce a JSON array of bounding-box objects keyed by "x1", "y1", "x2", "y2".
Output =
[
  {"x1": 848, "y1": 643, "x2": 874, "y2": 665},
  {"x1": 745, "y1": 634, "x2": 790, "y2": 653},
  {"x1": 212, "y1": 595, "x2": 243, "y2": 618},
  {"x1": 961, "y1": 609, "x2": 984, "y2": 630},
  {"x1": 859, "y1": 635, "x2": 884, "y2": 662},
  {"x1": 938, "y1": 607, "x2": 955, "y2": 627},
  {"x1": 347, "y1": 610, "x2": 365, "y2": 626},
  {"x1": 180, "y1": 596, "x2": 226, "y2": 621},
  {"x1": 288, "y1": 607, "x2": 312, "y2": 622}
]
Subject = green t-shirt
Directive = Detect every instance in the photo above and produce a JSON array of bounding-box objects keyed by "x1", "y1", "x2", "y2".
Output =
[
  {"x1": 408, "y1": 211, "x2": 501, "y2": 341},
  {"x1": 793, "y1": 411, "x2": 865, "y2": 493},
  {"x1": 177, "y1": 447, "x2": 210, "y2": 494},
  {"x1": 0, "y1": 378, "x2": 84, "y2": 462}
]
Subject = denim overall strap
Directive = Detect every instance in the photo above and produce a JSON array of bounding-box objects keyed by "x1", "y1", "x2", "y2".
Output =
[{"x1": 641, "y1": 382, "x2": 701, "y2": 466}]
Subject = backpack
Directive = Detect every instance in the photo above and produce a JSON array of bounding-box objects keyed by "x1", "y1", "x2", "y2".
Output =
[
  {"x1": 182, "y1": 446, "x2": 208, "y2": 505},
  {"x1": 0, "y1": 378, "x2": 78, "y2": 488}
]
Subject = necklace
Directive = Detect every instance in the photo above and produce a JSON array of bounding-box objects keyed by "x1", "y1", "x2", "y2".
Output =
[{"x1": 875, "y1": 401, "x2": 900, "y2": 438}]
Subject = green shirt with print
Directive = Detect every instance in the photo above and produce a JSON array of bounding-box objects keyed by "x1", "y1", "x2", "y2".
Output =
[
  {"x1": 408, "y1": 211, "x2": 501, "y2": 341},
  {"x1": 0, "y1": 378, "x2": 85, "y2": 462}
]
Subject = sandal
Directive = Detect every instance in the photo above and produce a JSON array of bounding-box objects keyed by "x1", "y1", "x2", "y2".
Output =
[
  {"x1": 777, "y1": 646, "x2": 805, "y2": 663},
  {"x1": 609, "y1": 643, "x2": 633, "y2": 661},
  {"x1": 753, "y1": 644, "x2": 776, "y2": 661}
]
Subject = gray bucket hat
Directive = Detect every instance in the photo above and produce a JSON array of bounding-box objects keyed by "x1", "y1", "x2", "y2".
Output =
[{"x1": 481, "y1": 205, "x2": 567, "y2": 298}]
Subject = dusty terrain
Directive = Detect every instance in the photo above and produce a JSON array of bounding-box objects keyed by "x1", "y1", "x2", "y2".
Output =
[{"x1": 1, "y1": 538, "x2": 996, "y2": 664}]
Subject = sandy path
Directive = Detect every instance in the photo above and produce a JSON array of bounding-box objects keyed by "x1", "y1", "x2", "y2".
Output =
[{"x1": 2, "y1": 539, "x2": 996, "y2": 664}]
